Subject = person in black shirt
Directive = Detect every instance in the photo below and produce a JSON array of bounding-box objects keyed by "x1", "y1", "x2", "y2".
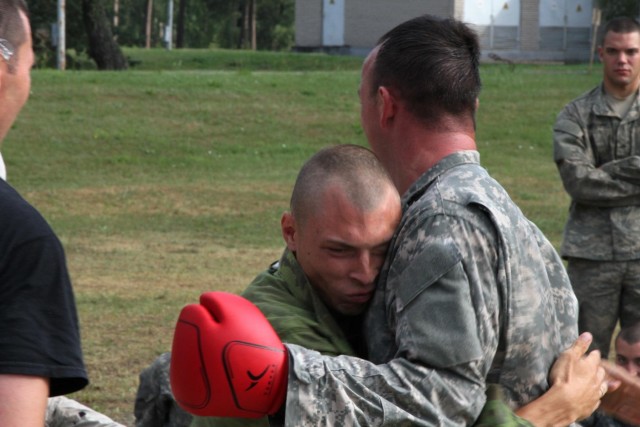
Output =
[{"x1": 0, "y1": 0, "x2": 88, "y2": 424}]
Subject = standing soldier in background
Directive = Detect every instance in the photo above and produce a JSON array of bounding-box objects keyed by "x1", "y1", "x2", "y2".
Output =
[{"x1": 553, "y1": 16, "x2": 640, "y2": 358}]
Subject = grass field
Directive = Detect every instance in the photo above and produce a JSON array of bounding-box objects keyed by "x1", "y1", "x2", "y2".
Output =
[{"x1": 4, "y1": 48, "x2": 602, "y2": 424}]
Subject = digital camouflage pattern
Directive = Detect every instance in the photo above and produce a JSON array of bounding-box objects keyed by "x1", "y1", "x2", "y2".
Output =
[
  {"x1": 566, "y1": 258, "x2": 640, "y2": 358},
  {"x1": 134, "y1": 352, "x2": 192, "y2": 427},
  {"x1": 140, "y1": 232, "x2": 540, "y2": 426},
  {"x1": 553, "y1": 84, "x2": 640, "y2": 357},
  {"x1": 46, "y1": 396, "x2": 126, "y2": 427},
  {"x1": 284, "y1": 151, "x2": 579, "y2": 426},
  {"x1": 553, "y1": 84, "x2": 640, "y2": 261}
]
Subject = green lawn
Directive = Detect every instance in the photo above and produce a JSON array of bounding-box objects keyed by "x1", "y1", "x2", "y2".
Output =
[{"x1": 4, "y1": 49, "x2": 602, "y2": 424}]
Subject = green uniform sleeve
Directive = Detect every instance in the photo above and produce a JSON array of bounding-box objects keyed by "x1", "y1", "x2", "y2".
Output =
[{"x1": 474, "y1": 385, "x2": 534, "y2": 427}]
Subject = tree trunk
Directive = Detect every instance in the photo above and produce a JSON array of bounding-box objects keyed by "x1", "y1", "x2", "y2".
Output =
[
  {"x1": 242, "y1": 0, "x2": 250, "y2": 49},
  {"x1": 145, "y1": 0, "x2": 153, "y2": 48},
  {"x1": 250, "y1": 0, "x2": 256, "y2": 50},
  {"x1": 176, "y1": 0, "x2": 187, "y2": 48},
  {"x1": 113, "y1": 0, "x2": 119, "y2": 41},
  {"x1": 82, "y1": 0, "x2": 128, "y2": 70}
]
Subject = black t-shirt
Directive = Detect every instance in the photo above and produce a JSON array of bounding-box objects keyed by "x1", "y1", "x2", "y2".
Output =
[{"x1": 0, "y1": 179, "x2": 88, "y2": 396}]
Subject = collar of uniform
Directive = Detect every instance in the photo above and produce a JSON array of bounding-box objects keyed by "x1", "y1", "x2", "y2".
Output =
[
  {"x1": 592, "y1": 82, "x2": 640, "y2": 118},
  {"x1": 401, "y1": 150, "x2": 480, "y2": 210}
]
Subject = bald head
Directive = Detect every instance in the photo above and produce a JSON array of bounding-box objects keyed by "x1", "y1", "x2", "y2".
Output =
[{"x1": 290, "y1": 144, "x2": 397, "y2": 225}]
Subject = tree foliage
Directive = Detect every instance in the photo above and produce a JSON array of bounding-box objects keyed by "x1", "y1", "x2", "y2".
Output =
[
  {"x1": 83, "y1": 0, "x2": 128, "y2": 69},
  {"x1": 596, "y1": 0, "x2": 639, "y2": 22},
  {"x1": 28, "y1": 0, "x2": 294, "y2": 69},
  {"x1": 30, "y1": 0, "x2": 86, "y2": 67}
]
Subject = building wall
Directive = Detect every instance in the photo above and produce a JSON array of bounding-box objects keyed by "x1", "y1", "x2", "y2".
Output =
[
  {"x1": 294, "y1": 0, "x2": 594, "y2": 62},
  {"x1": 520, "y1": 0, "x2": 540, "y2": 51},
  {"x1": 294, "y1": 0, "x2": 453, "y2": 52},
  {"x1": 538, "y1": 0, "x2": 594, "y2": 61},
  {"x1": 294, "y1": 0, "x2": 323, "y2": 47},
  {"x1": 344, "y1": 0, "x2": 453, "y2": 49}
]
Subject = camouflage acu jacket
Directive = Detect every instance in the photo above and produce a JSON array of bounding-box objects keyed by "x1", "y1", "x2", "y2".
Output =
[
  {"x1": 284, "y1": 151, "x2": 578, "y2": 426},
  {"x1": 553, "y1": 84, "x2": 640, "y2": 260}
]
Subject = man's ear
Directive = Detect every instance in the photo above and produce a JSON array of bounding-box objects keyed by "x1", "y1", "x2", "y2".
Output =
[
  {"x1": 378, "y1": 86, "x2": 397, "y2": 129},
  {"x1": 280, "y1": 212, "x2": 297, "y2": 252}
]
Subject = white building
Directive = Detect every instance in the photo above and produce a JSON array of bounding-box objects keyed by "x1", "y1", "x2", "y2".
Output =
[{"x1": 294, "y1": 0, "x2": 596, "y2": 62}]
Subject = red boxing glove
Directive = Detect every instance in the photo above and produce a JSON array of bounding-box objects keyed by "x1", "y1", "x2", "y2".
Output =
[{"x1": 170, "y1": 291, "x2": 288, "y2": 418}]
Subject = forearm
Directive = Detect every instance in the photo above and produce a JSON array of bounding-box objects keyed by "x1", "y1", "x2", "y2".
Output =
[
  {"x1": 516, "y1": 333, "x2": 606, "y2": 427},
  {"x1": 554, "y1": 117, "x2": 640, "y2": 206},
  {"x1": 515, "y1": 384, "x2": 582, "y2": 427},
  {"x1": 557, "y1": 158, "x2": 640, "y2": 207}
]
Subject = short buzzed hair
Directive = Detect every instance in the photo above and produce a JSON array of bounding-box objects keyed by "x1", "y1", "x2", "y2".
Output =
[
  {"x1": 617, "y1": 322, "x2": 640, "y2": 346},
  {"x1": 290, "y1": 144, "x2": 395, "y2": 224},
  {"x1": 371, "y1": 14, "x2": 481, "y2": 128},
  {"x1": 602, "y1": 16, "x2": 640, "y2": 43},
  {"x1": 0, "y1": 0, "x2": 28, "y2": 65}
]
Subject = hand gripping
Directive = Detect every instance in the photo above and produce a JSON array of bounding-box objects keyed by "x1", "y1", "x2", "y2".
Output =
[{"x1": 170, "y1": 291, "x2": 288, "y2": 418}]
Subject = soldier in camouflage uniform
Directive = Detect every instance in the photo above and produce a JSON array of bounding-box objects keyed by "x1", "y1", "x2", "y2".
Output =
[
  {"x1": 553, "y1": 17, "x2": 640, "y2": 358},
  {"x1": 187, "y1": 145, "x2": 401, "y2": 427},
  {"x1": 279, "y1": 14, "x2": 607, "y2": 426},
  {"x1": 159, "y1": 146, "x2": 602, "y2": 426}
]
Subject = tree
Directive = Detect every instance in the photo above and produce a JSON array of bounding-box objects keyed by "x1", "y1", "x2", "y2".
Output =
[
  {"x1": 211, "y1": 0, "x2": 293, "y2": 50},
  {"x1": 145, "y1": 0, "x2": 153, "y2": 48},
  {"x1": 239, "y1": 0, "x2": 256, "y2": 50},
  {"x1": 27, "y1": 0, "x2": 295, "y2": 67},
  {"x1": 596, "y1": 0, "x2": 639, "y2": 22},
  {"x1": 82, "y1": 0, "x2": 128, "y2": 69},
  {"x1": 29, "y1": 0, "x2": 86, "y2": 67},
  {"x1": 176, "y1": 0, "x2": 187, "y2": 48},
  {"x1": 254, "y1": 0, "x2": 293, "y2": 50}
]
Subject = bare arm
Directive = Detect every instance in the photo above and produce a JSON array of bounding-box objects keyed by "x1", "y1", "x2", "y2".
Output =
[{"x1": 0, "y1": 374, "x2": 49, "y2": 427}]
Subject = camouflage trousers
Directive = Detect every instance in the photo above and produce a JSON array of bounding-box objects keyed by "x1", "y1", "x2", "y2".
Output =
[
  {"x1": 567, "y1": 258, "x2": 640, "y2": 358},
  {"x1": 134, "y1": 352, "x2": 193, "y2": 427},
  {"x1": 46, "y1": 396, "x2": 125, "y2": 427}
]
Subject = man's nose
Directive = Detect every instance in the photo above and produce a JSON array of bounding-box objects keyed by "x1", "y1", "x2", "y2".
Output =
[{"x1": 351, "y1": 252, "x2": 378, "y2": 285}]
